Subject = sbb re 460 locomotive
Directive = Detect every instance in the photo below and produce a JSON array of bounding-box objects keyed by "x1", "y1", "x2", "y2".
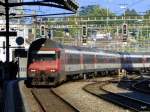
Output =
[{"x1": 26, "y1": 38, "x2": 150, "y2": 86}]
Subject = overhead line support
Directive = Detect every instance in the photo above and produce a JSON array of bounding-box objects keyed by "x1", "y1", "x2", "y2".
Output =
[
  {"x1": 5, "y1": 0, "x2": 10, "y2": 62},
  {"x1": 0, "y1": 1, "x2": 5, "y2": 7}
]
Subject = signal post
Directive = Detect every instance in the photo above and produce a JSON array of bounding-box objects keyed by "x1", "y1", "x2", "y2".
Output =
[
  {"x1": 122, "y1": 23, "x2": 128, "y2": 42},
  {"x1": 82, "y1": 25, "x2": 87, "y2": 45}
]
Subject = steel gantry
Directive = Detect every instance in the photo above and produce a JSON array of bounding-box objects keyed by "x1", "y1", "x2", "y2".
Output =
[
  {"x1": 0, "y1": 0, "x2": 79, "y2": 62},
  {"x1": 42, "y1": 15, "x2": 150, "y2": 34},
  {"x1": 8, "y1": 0, "x2": 78, "y2": 12}
]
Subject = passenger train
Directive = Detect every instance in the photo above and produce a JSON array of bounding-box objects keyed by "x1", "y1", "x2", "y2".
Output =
[{"x1": 26, "y1": 38, "x2": 150, "y2": 86}]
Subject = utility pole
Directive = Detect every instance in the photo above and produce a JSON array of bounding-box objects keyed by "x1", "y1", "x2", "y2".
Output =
[
  {"x1": 33, "y1": 10, "x2": 37, "y2": 39},
  {"x1": 106, "y1": 0, "x2": 109, "y2": 28},
  {"x1": 5, "y1": 0, "x2": 10, "y2": 62},
  {"x1": 106, "y1": 0, "x2": 111, "y2": 30},
  {"x1": 119, "y1": 4, "x2": 128, "y2": 23}
]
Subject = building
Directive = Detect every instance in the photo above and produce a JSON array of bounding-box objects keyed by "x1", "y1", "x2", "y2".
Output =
[{"x1": 0, "y1": 0, "x2": 26, "y2": 62}]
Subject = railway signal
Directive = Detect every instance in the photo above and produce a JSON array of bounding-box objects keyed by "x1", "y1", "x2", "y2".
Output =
[
  {"x1": 122, "y1": 23, "x2": 128, "y2": 36},
  {"x1": 40, "y1": 25, "x2": 45, "y2": 36},
  {"x1": 82, "y1": 26, "x2": 87, "y2": 37},
  {"x1": 122, "y1": 23, "x2": 128, "y2": 42},
  {"x1": 82, "y1": 26, "x2": 87, "y2": 44},
  {"x1": 82, "y1": 37, "x2": 87, "y2": 44},
  {"x1": 64, "y1": 28, "x2": 69, "y2": 33}
]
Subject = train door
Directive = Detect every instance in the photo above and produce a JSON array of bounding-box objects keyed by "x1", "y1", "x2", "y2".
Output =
[
  {"x1": 57, "y1": 50, "x2": 66, "y2": 82},
  {"x1": 94, "y1": 54, "x2": 97, "y2": 75},
  {"x1": 143, "y1": 55, "x2": 150, "y2": 71},
  {"x1": 80, "y1": 53, "x2": 83, "y2": 73}
]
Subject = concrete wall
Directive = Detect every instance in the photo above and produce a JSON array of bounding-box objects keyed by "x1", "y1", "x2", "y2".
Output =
[{"x1": 17, "y1": 57, "x2": 27, "y2": 78}]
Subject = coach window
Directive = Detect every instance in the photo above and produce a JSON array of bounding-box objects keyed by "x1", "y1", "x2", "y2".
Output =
[
  {"x1": 146, "y1": 57, "x2": 150, "y2": 62},
  {"x1": 83, "y1": 54, "x2": 86, "y2": 63},
  {"x1": 102, "y1": 55, "x2": 105, "y2": 63},
  {"x1": 113, "y1": 57, "x2": 117, "y2": 63},
  {"x1": 126, "y1": 57, "x2": 129, "y2": 63},
  {"x1": 138, "y1": 58, "x2": 142, "y2": 63},
  {"x1": 74, "y1": 54, "x2": 80, "y2": 64},
  {"x1": 115, "y1": 57, "x2": 119, "y2": 63},
  {"x1": 118, "y1": 57, "x2": 121, "y2": 63},
  {"x1": 134, "y1": 57, "x2": 141, "y2": 63},
  {"x1": 68, "y1": 54, "x2": 72, "y2": 64},
  {"x1": 143, "y1": 57, "x2": 146, "y2": 63},
  {"x1": 132, "y1": 58, "x2": 137, "y2": 63},
  {"x1": 108, "y1": 57, "x2": 110, "y2": 63},
  {"x1": 70, "y1": 54, "x2": 74, "y2": 64},
  {"x1": 68, "y1": 54, "x2": 79, "y2": 64},
  {"x1": 110, "y1": 57, "x2": 114, "y2": 63},
  {"x1": 85, "y1": 55, "x2": 89, "y2": 64},
  {"x1": 123, "y1": 57, "x2": 127, "y2": 63},
  {"x1": 135, "y1": 58, "x2": 139, "y2": 63},
  {"x1": 147, "y1": 57, "x2": 150, "y2": 62},
  {"x1": 72, "y1": 55, "x2": 75, "y2": 64},
  {"x1": 72, "y1": 54, "x2": 75, "y2": 64},
  {"x1": 84, "y1": 55, "x2": 92, "y2": 64},
  {"x1": 90, "y1": 55, "x2": 94, "y2": 64},
  {"x1": 108, "y1": 56, "x2": 111, "y2": 63},
  {"x1": 104, "y1": 56, "x2": 108, "y2": 63},
  {"x1": 72, "y1": 55, "x2": 74, "y2": 64},
  {"x1": 135, "y1": 58, "x2": 140, "y2": 63},
  {"x1": 96, "y1": 55, "x2": 99, "y2": 63},
  {"x1": 97, "y1": 55, "x2": 104, "y2": 63}
]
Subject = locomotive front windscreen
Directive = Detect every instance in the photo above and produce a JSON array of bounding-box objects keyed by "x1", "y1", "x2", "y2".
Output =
[{"x1": 31, "y1": 51, "x2": 57, "y2": 62}]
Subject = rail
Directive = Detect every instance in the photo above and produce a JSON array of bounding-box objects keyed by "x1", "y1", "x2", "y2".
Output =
[
  {"x1": 83, "y1": 80, "x2": 150, "y2": 112},
  {"x1": 131, "y1": 79, "x2": 150, "y2": 94},
  {"x1": 31, "y1": 88, "x2": 79, "y2": 112},
  {"x1": 31, "y1": 89, "x2": 46, "y2": 112}
]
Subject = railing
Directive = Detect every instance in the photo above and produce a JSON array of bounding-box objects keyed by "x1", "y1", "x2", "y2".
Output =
[{"x1": 47, "y1": 15, "x2": 150, "y2": 23}]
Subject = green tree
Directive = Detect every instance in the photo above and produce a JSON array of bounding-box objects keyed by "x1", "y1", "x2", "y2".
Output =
[
  {"x1": 79, "y1": 5, "x2": 115, "y2": 16},
  {"x1": 125, "y1": 8, "x2": 138, "y2": 16},
  {"x1": 145, "y1": 10, "x2": 150, "y2": 15}
]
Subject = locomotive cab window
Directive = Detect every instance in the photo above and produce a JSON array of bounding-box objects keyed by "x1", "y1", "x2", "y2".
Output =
[
  {"x1": 31, "y1": 51, "x2": 58, "y2": 62},
  {"x1": 32, "y1": 54, "x2": 56, "y2": 62}
]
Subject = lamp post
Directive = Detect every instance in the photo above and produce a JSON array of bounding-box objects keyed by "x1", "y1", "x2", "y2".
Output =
[
  {"x1": 5, "y1": 0, "x2": 10, "y2": 63},
  {"x1": 106, "y1": 0, "x2": 109, "y2": 28},
  {"x1": 106, "y1": 0, "x2": 112, "y2": 27}
]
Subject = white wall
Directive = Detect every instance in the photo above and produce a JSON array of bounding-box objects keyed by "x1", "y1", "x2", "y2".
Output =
[{"x1": 0, "y1": 25, "x2": 30, "y2": 62}]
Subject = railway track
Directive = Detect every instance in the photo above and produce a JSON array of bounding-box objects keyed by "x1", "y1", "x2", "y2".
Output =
[
  {"x1": 84, "y1": 80, "x2": 150, "y2": 112},
  {"x1": 132, "y1": 79, "x2": 150, "y2": 94},
  {"x1": 31, "y1": 88, "x2": 79, "y2": 112}
]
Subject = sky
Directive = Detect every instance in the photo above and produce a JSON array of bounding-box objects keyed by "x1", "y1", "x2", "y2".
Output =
[
  {"x1": 78, "y1": 0, "x2": 150, "y2": 15},
  {"x1": 23, "y1": 0, "x2": 150, "y2": 15}
]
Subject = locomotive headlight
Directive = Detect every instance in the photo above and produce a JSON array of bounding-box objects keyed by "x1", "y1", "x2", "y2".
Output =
[
  {"x1": 50, "y1": 69, "x2": 56, "y2": 72},
  {"x1": 31, "y1": 69, "x2": 36, "y2": 72},
  {"x1": 28, "y1": 69, "x2": 37, "y2": 77},
  {"x1": 29, "y1": 69, "x2": 38, "y2": 72}
]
